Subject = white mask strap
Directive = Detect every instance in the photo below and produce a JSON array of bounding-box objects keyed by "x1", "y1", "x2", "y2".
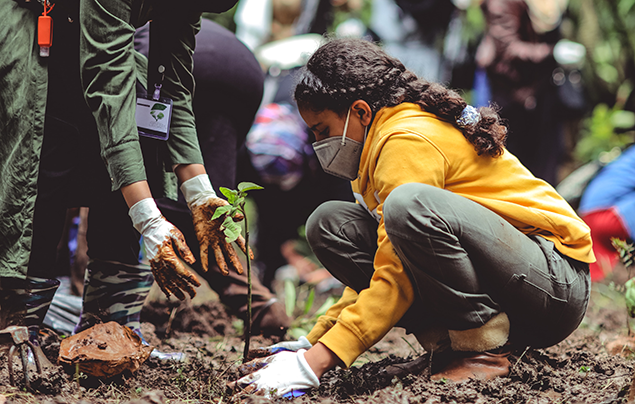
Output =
[{"x1": 341, "y1": 108, "x2": 352, "y2": 146}]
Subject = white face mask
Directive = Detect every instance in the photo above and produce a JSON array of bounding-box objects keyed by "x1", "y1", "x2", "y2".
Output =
[{"x1": 312, "y1": 108, "x2": 367, "y2": 181}]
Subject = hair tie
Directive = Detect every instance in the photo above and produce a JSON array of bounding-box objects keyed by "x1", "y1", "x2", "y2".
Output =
[{"x1": 456, "y1": 105, "x2": 481, "y2": 128}]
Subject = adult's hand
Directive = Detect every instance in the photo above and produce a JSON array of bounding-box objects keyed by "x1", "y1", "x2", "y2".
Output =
[
  {"x1": 231, "y1": 349, "x2": 319, "y2": 398},
  {"x1": 129, "y1": 198, "x2": 199, "y2": 300},
  {"x1": 180, "y1": 175, "x2": 250, "y2": 275}
]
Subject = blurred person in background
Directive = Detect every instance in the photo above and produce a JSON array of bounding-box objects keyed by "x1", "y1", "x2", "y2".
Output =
[
  {"x1": 475, "y1": 0, "x2": 586, "y2": 185},
  {"x1": 578, "y1": 146, "x2": 635, "y2": 282},
  {"x1": 234, "y1": 0, "x2": 364, "y2": 52},
  {"x1": 368, "y1": 0, "x2": 456, "y2": 83}
]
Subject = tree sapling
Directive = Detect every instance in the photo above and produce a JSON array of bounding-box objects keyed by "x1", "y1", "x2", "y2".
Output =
[{"x1": 211, "y1": 182, "x2": 263, "y2": 363}]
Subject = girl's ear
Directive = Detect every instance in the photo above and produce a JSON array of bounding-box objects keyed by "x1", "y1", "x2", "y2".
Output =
[{"x1": 351, "y1": 100, "x2": 372, "y2": 126}]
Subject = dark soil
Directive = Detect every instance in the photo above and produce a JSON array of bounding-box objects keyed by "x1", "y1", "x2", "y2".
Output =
[{"x1": 1, "y1": 282, "x2": 635, "y2": 404}]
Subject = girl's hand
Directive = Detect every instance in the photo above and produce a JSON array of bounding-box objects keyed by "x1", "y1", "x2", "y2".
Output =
[{"x1": 230, "y1": 349, "x2": 319, "y2": 398}]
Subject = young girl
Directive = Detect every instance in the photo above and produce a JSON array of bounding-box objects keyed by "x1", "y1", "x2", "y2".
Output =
[{"x1": 234, "y1": 38, "x2": 594, "y2": 398}]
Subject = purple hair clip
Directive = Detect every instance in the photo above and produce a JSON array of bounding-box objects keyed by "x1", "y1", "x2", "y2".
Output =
[{"x1": 456, "y1": 105, "x2": 481, "y2": 128}]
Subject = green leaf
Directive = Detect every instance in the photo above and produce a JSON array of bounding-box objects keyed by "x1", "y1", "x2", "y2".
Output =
[
  {"x1": 284, "y1": 279, "x2": 296, "y2": 317},
  {"x1": 234, "y1": 196, "x2": 246, "y2": 209},
  {"x1": 314, "y1": 296, "x2": 336, "y2": 317},
  {"x1": 238, "y1": 182, "x2": 264, "y2": 192},
  {"x1": 220, "y1": 187, "x2": 238, "y2": 204},
  {"x1": 303, "y1": 287, "x2": 315, "y2": 315},
  {"x1": 222, "y1": 217, "x2": 242, "y2": 243},
  {"x1": 211, "y1": 205, "x2": 232, "y2": 221}
]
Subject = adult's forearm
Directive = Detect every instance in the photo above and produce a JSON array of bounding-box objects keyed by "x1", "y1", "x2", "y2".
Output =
[
  {"x1": 120, "y1": 181, "x2": 154, "y2": 209},
  {"x1": 174, "y1": 163, "x2": 206, "y2": 184}
]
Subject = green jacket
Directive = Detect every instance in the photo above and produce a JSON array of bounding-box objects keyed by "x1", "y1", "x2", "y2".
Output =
[{"x1": 0, "y1": 0, "x2": 48, "y2": 279}]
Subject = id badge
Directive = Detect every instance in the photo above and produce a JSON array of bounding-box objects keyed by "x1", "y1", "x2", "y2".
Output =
[{"x1": 136, "y1": 93, "x2": 173, "y2": 141}]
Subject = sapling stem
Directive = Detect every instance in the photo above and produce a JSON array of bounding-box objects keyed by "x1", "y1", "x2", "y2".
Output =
[
  {"x1": 242, "y1": 205, "x2": 252, "y2": 363},
  {"x1": 212, "y1": 182, "x2": 263, "y2": 364}
]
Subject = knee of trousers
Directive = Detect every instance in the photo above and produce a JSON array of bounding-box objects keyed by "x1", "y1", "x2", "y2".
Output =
[
  {"x1": 306, "y1": 200, "x2": 348, "y2": 252},
  {"x1": 384, "y1": 183, "x2": 449, "y2": 232}
]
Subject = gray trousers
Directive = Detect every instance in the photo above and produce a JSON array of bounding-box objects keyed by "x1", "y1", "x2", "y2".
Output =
[{"x1": 306, "y1": 183, "x2": 590, "y2": 349}]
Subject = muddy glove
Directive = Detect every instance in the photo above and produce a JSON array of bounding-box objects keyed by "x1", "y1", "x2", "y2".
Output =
[
  {"x1": 129, "y1": 198, "x2": 200, "y2": 300},
  {"x1": 232, "y1": 349, "x2": 319, "y2": 398},
  {"x1": 181, "y1": 175, "x2": 250, "y2": 275},
  {"x1": 263, "y1": 336, "x2": 312, "y2": 354}
]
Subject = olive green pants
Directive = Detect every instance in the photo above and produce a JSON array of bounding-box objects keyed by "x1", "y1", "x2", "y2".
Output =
[{"x1": 307, "y1": 183, "x2": 590, "y2": 348}]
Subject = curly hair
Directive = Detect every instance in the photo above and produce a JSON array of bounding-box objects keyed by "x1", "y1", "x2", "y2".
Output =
[{"x1": 293, "y1": 38, "x2": 507, "y2": 157}]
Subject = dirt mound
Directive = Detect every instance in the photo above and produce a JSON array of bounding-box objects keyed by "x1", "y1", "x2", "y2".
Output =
[{"x1": 140, "y1": 299, "x2": 235, "y2": 338}]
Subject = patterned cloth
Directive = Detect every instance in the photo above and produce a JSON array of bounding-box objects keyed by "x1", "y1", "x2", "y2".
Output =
[{"x1": 246, "y1": 103, "x2": 312, "y2": 191}]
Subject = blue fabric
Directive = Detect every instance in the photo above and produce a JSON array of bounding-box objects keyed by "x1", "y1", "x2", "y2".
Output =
[
  {"x1": 579, "y1": 146, "x2": 635, "y2": 238},
  {"x1": 473, "y1": 67, "x2": 492, "y2": 108},
  {"x1": 282, "y1": 389, "x2": 307, "y2": 398}
]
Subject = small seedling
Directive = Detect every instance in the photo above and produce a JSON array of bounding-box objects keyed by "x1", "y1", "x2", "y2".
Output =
[
  {"x1": 211, "y1": 182, "x2": 263, "y2": 363},
  {"x1": 73, "y1": 364, "x2": 87, "y2": 386},
  {"x1": 579, "y1": 365, "x2": 591, "y2": 373}
]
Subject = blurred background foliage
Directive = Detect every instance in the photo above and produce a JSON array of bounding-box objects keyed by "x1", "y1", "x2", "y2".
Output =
[{"x1": 565, "y1": 0, "x2": 635, "y2": 164}]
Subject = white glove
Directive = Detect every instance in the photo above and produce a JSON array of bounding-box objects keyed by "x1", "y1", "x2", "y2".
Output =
[
  {"x1": 263, "y1": 336, "x2": 313, "y2": 354},
  {"x1": 234, "y1": 349, "x2": 319, "y2": 398},
  {"x1": 554, "y1": 40, "x2": 586, "y2": 66},
  {"x1": 180, "y1": 174, "x2": 217, "y2": 208},
  {"x1": 129, "y1": 198, "x2": 199, "y2": 300}
]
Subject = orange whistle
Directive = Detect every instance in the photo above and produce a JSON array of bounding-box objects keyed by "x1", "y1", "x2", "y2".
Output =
[{"x1": 38, "y1": 15, "x2": 53, "y2": 57}]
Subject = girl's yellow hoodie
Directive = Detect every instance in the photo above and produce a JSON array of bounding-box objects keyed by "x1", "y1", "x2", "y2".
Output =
[{"x1": 307, "y1": 103, "x2": 594, "y2": 367}]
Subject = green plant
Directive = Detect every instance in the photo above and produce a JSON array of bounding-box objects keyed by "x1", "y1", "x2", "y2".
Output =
[
  {"x1": 211, "y1": 181, "x2": 263, "y2": 363},
  {"x1": 611, "y1": 238, "x2": 635, "y2": 334},
  {"x1": 73, "y1": 364, "x2": 87, "y2": 386},
  {"x1": 283, "y1": 279, "x2": 336, "y2": 340},
  {"x1": 574, "y1": 101, "x2": 634, "y2": 164}
]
